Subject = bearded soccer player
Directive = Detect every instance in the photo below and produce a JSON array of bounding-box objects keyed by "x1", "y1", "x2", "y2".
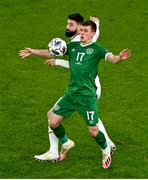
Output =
[{"x1": 19, "y1": 14, "x2": 116, "y2": 163}]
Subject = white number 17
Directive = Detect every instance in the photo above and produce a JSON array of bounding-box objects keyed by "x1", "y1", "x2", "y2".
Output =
[
  {"x1": 87, "y1": 111, "x2": 94, "y2": 121},
  {"x1": 76, "y1": 52, "x2": 85, "y2": 62}
]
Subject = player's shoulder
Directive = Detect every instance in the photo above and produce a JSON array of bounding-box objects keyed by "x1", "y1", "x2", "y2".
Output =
[
  {"x1": 93, "y1": 42, "x2": 104, "y2": 48},
  {"x1": 93, "y1": 42, "x2": 108, "y2": 51},
  {"x1": 92, "y1": 42, "x2": 109, "y2": 57}
]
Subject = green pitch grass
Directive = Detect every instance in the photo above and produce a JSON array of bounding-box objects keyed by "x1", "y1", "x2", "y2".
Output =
[{"x1": 0, "y1": 0, "x2": 148, "y2": 178}]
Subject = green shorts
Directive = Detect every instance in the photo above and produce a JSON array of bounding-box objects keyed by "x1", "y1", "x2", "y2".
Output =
[{"x1": 52, "y1": 94, "x2": 99, "y2": 126}]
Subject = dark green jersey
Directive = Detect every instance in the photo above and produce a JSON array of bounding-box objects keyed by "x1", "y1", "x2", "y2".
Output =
[{"x1": 65, "y1": 41, "x2": 108, "y2": 96}]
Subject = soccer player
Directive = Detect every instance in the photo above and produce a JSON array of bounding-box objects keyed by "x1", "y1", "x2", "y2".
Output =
[
  {"x1": 19, "y1": 13, "x2": 116, "y2": 162},
  {"x1": 44, "y1": 20, "x2": 131, "y2": 168},
  {"x1": 20, "y1": 20, "x2": 131, "y2": 168},
  {"x1": 45, "y1": 13, "x2": 116, "y2": 160}
]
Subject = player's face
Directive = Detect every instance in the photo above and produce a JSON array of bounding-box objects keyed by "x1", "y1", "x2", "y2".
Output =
[
  {"x1": 80, "y1": 26, "x2": 95, "y2": 44},
  {"x1": 65, "y1": 19, "x2": 78, "y2": 37}
]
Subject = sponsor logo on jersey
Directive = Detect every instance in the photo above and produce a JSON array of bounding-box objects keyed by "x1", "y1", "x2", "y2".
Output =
[
  {"x1": 75, "y1": 62, "x2": 82, "y2": 65},
  {"x1": 72, "y1": 48, "x2": 76, "y2": 52},
  {"x1": 86, "y1": 48, "x2": 93, "y2": 55}
]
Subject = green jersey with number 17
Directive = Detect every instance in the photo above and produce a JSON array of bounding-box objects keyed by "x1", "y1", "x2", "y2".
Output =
[{"x1": 65, "y1": 41, "x2": 108, "y2": 97}]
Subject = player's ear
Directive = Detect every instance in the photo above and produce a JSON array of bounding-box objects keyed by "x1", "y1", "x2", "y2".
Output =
[{"x1": 91, "y1": 31, "x2": 96, "y2": 38}]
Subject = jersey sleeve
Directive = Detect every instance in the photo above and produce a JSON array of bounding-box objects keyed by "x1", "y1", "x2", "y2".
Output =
[
  {"x1": 55, "y1": 59, "x2": 69, "y2": 68},
  {"x1": 97, "y1": 44, "x2": 109, "y2": 59}
]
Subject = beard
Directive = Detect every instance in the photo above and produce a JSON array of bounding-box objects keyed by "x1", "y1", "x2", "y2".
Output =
[{"x1": 65, "y1": 29, "x2": 77, "y2": 37}]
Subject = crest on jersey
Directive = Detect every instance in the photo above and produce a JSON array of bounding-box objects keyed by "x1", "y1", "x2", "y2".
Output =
[
  {"x1": 53, "y1": 104, "x2": 60, "y2": 111},
  {"x1": 86, "y1": 48, "x2": 93, "y2": 55}
]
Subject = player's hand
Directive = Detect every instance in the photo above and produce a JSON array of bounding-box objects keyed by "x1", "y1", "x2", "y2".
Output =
[
  {"x1": 44, "y1": 59, "x2": 56, "y2": 66},
  {"x1": 19, "y1": 48, "x2": 32, "y2": 59},
  {"x1": 119, "y1": 49, "x2": 131, "y2": 60},
  {"x1": 90, "y1": 16, "x2": 100, "y2": 24}
]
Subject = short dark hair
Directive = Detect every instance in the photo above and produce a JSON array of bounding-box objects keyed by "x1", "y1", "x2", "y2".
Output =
[
  {"x1": 68, "y1": 13, "x2": 84, "y2": 23},
  {"x1": 82, "y1": 20, "x2": 96, "y2": 32}
]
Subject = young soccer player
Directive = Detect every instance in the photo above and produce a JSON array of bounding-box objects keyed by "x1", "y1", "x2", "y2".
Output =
[
  {"x1": 19, "y1": 14, "x2": 116, "y2": 162},
  {"x1": 43, "y1": 20, "x2": 131, "y2": 168},
  {"x1": 45, "y1": 13, "x2": 116, "y2": 161}
]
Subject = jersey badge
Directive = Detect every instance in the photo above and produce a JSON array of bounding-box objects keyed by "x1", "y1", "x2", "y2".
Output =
[
  {"x1": 86, "y1": 48, "x2": 93, "y2": 55},
  {"x1": 53, "y1": 104, "x2": 60, "y2": 111}
]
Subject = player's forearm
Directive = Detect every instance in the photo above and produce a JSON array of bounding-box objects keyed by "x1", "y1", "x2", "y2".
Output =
[
  {"x1": 92, "y1": 22, "x2": 100, "y2": 42},
  {"x1": 31, "y1": 49, "x2": 51, "y2": 58},
  {"x1": 55, "y1": 59, "x2": 70, "y2": 69},
  {"x1": 106, "y1": 48, "x2": 131, "y2": 64},
  {"x1": 107, "y1": 54, "x2": 122, "y2": 64}
]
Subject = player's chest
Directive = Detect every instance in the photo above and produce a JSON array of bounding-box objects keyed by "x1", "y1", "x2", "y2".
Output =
[{"x1": 69, "y1": 46, "x2": 96, "y2": 66}]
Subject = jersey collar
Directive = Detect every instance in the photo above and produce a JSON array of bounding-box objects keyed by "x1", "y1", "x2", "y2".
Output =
[{"x1": 80, "y1": 41, "x2": 94, "y2": 47}]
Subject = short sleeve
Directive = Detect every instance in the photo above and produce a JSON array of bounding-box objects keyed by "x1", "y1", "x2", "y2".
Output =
[{"x1": 98, "y1": 45, "x2": 109, "y2": 59}]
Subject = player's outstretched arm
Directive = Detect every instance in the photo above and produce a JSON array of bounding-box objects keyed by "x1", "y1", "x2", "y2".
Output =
[
  {"x1": 90, "y1": 16, "x2": 100, "y2": 43},
  {"x1": 44, "y1": 59, "x2": 56, "y2": 66},
  {"x1": 44, "y1": 59, "x2": 70, "y2": 69},
  {"x1": 107, "y1": 48, "x2": 131, "y2": 64},
  {"x1": 19, "y1": 48, "x2": 52, "y2": 59}
]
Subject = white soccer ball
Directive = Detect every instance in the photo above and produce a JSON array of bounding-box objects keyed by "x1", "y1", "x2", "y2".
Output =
[{"x1": 48, "y1": 38, "x2": 67, "y2": 56}]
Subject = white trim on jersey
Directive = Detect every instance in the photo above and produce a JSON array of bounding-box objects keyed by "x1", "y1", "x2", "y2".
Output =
[
  {"x1": 105, "y1": 52, "x2": 113, "y2": 61},
  {"x1": 80, "y1": 41, "x2": 94, "y2": 47}
]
